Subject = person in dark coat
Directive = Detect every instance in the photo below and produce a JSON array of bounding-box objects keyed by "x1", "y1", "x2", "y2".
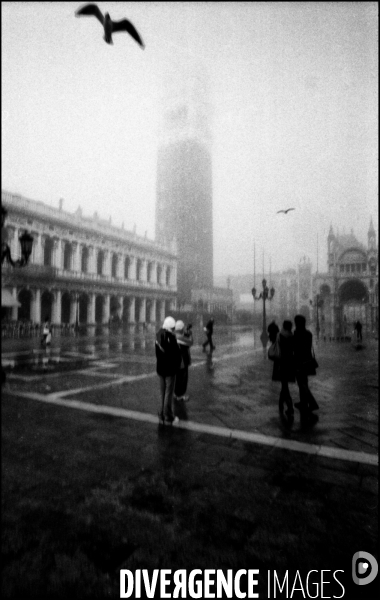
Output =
[
  {"x1": 268, "y1": 320, "x2": 280, "y2": 344},
  {"x1": 174, "y1": 320, "x2": 193, "y2": 401},
  {"x1": 354, "y1": 320, "x2": 363, "y2": 342},
  {"x1": 155, "y1": 316, "x2": 182, "y2": 424},
  {"x1": 293, "y1": 314, "x2": 319, "y2": 417},
  {"x1": 202, "y1": 318, "x2": 215, "y2": 352},
  {"x1": 272, "y1": 320, "x2": 295, "y2": 416}
]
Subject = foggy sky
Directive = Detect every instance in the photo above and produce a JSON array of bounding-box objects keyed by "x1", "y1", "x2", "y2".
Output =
[{"x1": 2, "y1": 2, "x2": 378, "y2": 278}]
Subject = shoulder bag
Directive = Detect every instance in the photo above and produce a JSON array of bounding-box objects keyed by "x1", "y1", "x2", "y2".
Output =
[{"x1": 268, "y1": 334, "x2": 281, "y2": 361}]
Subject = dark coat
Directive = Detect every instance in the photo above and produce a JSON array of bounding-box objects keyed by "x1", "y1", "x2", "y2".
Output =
[
  {"x1": 293, "y1": 328, "x2": 313, "y2": 374},
  {"x1": 205, "y1": 320, "x2": 214, "y2": 335},
  {"x1": 175, "y1": 331, "x2": 193, "y2": 368},
  {"x1": 272, "y1": 330, "x2": 296, "y2": 382},
  {"x1": 155, "y1": 328, "x2": 182, "y2": 377},
  {"x1": 267, "y1": 321, "x2": 280, "y2": 344}
]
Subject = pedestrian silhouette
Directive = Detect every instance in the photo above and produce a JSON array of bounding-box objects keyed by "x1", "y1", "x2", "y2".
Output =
[
  {"x1": 202, "y1": 318, "x2": 215, "y2": 353},
  {"x1": 293, "y1": 314, "x2": 319, "y2": 421},
  {"x1": 354, "y1": 320, "x2": 363, "y2": 342},
  {"x1": 271, "y1": 320, "x2": 295, "y2": 418}
]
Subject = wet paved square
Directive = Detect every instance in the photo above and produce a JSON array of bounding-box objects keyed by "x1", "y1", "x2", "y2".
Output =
[
  {"x1": 2, "y1": 327, "x2": 378, "y2": 458},
  {"x1": 1, "y1": 327, "x2": 378, "y2": 598}
]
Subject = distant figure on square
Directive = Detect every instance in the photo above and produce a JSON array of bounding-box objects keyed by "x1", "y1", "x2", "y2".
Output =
[
  {"x1": 293, "y1": 314, "x2": 319, "y2": 419},
  {"x1": 267, "y1": 320, "x2": 280, "y2": 344},
  {"x1": 271, "y1": 320, "x2": 295, "y2": 417},
  {"x1": 202, "y1": 318, "x2": 215, "y2": 352},
  {"x1": 45, "y1": 328, "x2": 52, "y2": 346},
  {"x1": 174, "y1": 321, "x2": 193, "y2": 402},
  {"x1": 354, "y1": 320, "x2": 363, "y2": 342},
  {"x1": 155, "y1": 316, "x2": 182, "y2": 424},
  {"x1": 41, "y1": 317, "x2": 50, "y2": 346}
]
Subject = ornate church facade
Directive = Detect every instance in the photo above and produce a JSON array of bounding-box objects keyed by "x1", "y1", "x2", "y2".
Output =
[
  {"x1": 2, "y1": 190, "x2": 177, "y2": 326},
  {"x1": 312, "y1": 220, "x2": 378, "y2": 337}
]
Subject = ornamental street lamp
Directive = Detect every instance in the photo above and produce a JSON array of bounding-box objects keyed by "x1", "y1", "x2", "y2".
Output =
[
  {"x1": 252, "y1": 278, "x2": 275, "y2": 347},
  {"x1": 1, "y1": 206, "x2": 34, "y2": 267},
  {"x1": 2, "y1": 206, "x2": 34, "y2": 385}
]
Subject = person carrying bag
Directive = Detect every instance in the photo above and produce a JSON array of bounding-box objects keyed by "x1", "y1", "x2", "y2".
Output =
[
  {"x1": 271, "y1": 321, "x2": 295, "y2": 417},
  {"x1": 293, "y1": 314, "x2": 319, "y2": 417}
]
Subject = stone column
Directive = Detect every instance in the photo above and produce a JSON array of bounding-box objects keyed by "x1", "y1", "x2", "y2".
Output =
[
  {"x1": 140, "y1": 258, "x2": 146, "y2": 281},
  {"x1": 159, "y1": 300, "x2": 165, "y2": 324},
  {"x1": 128, "y1": 297, "x2": 136, "y2": 323},
  {"x1": 149, "y1": 299, "x2": 157, "y2": 323},
  {"x1": 117, "y1": 295, "x2": 123, "y2": 319},
  {"x1": 52, "y1": 289, "x2": 62, "y2": 325},
  {"x1": 32, "y1": 288, "x2": 41, "y2": 324},
  {"x1": 71, "y1": 242, "x2": 79, "y2": 272},
  {"x1": 103, "y1": 250, "x2": 111, "y2": 277},
  {"x1": 9, "y1": 227, "x2": 19, "y2": 260},
  {"x1": 116, "y1": 254, "x2": 122, "y2": 279},
  {"x1": 70, "y1": 294, "x2": 78, "y2": 324},
  {"x1": 330, "y1": 300, "x2": 336, "y2": 339},
  {"x1": 88, "y1": 293, "x2": 96, "y2": 324},
  {"x1": 138, "y1": 298, "x2": 146, "y2": 323},
  {"x1": 88, "y1": 247, "x2": 95, "y2": 274},
  {"x1": 171, "y1": 265, "x2": 177, "y2": 287},
  {"x1": 102, "y1": 294, "x2": 110, "y2": 324},
  {"x1": 55, "y1": 239, "x2": 63, "y2": 270},
  {"x1": 130, "y1": 257, "x2": 137, "y2": 280},
  {"x1": 32, "y1": 233, "x2": 42, "y2": 265},
  {"x1": 40, "y1": 236, "x2": 46, "y2": 266},
  {"x1": 151, "y1": 262, "x2": 157, "y2": 284},
  {"x1": 94, "y1": 248, "x2": 100, "y2": 275},
  {"x1": 11, "y1": 286, "x2": 18, "y2": 320},
  {"x1": 168, "y1": 265, "x2": 172, "y2": 286},
  {"x1": 52, "y1": 239, "x2": 58, "y2": 268},
  {"x1": 121, "y1": 254, "x2": 130, "y2": 281}
]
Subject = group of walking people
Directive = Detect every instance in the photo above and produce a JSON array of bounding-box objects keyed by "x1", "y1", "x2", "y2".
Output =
[{"x1": 268, "y1": 315, "x2": 319, "y2": 421}]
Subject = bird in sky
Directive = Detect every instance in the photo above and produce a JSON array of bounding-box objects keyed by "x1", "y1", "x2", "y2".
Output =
[
  {"x1": 277, "y1": 208, "x2": 295, "y2": 214},
  {"x1": 75, "y1": 4, "x2": 145, "y2": 48}
]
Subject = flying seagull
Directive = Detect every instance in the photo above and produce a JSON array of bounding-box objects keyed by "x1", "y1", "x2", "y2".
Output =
[
  {"x1": 75, "y1": 4, "x2": 145, "y2": 48},
  {"x1": 277, "y1": 208, "x2": 295, "y2": 214}
]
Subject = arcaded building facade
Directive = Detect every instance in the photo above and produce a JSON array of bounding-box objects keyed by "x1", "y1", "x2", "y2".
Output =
[
  {"x1": 156, "y1": 67, "x2": 213, "y2": 305},
  {"x1": 2, "y1": 190, "x2": 177, "y2": 326},
  {"x1": 313, "y1": 221, "x2": 378, "y2": 336}
]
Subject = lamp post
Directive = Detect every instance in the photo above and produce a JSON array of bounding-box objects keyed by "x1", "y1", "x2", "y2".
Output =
[
  {"x1": 2, "y1": 206, "x2": 34, "y2": 386},
  {"x1": 252, "y1": 278, "x2": 275, "y2": 347},
  {"x1": 1, "y1": 207, "x2": 34, "y2": 267}
]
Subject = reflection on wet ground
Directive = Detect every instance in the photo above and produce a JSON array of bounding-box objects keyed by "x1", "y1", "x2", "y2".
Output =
[
  {"x1": 3, "y1": 326, "x2": 377, "y2": 457},
  {"x1": 2, "y1": 326, "x2": 255, "y2": 373}
]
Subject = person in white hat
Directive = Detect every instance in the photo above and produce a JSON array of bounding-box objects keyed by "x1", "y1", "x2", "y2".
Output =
[
  {"x1": 174, "y1": 320, "x2": 193, "y2": 402},
  {"x1": 155, "y1": 316, "x2": 182, "y2": 424}
]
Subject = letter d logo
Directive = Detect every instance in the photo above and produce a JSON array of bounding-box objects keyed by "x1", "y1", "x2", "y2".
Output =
[{"x1": 352, "y1": 552, "x2": 378, "y2": 586}]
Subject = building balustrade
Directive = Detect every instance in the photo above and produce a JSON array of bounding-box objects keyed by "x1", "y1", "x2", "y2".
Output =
[{"x1": 3, "y1": 261, "x2": 177, "y2": 292}]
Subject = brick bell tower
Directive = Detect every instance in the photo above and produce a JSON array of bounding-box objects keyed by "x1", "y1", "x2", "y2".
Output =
[{"x1": 155, "y1": 63, "x2": 213, "y2": 305}]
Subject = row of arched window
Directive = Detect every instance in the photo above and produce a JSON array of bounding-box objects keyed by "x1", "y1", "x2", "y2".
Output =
[
  {"x1": 339, "y1": 263, "x2": 367, "y2": 274},
  {"x1": 41, "y1": 238, "x2": 171, "y2": 284}
]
